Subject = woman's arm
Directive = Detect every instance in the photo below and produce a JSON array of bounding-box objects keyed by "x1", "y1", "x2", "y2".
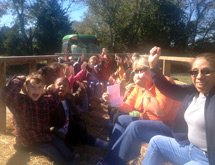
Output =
[
  {"x1": 148, "y1": 46, "x2": 194, "y2": 101},
  {"x1": 118, "y1": 102, "x2": 133, "y2": 113},
  {"x1": 150, "y1": 69, "x2": 193, "y2": 101}
]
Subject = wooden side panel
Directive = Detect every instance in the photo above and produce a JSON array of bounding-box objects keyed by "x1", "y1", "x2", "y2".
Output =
[{"x1": 0, "y1": 62, "x2": 6, "y2": 132}]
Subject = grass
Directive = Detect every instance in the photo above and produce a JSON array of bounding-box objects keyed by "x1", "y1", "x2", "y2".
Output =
[{"x1": 171, "y1": 73, "x2": 192, "y2": 84}]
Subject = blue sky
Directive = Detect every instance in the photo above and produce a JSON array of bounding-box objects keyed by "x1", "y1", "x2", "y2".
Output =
[
  {"x1": 0, "y1": 5, "x2": 87, "y2": 27},
  {"x1": 0, "y1": 15, "x2": 14, "y2": 27},
  {"x1": 69, "y1": 6, "x2": 88, "y2": 21}
]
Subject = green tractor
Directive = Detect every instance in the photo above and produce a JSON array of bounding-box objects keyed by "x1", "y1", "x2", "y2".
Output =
[{"x1": 61, "y1": 34, "x2": 100, "y2": 58}]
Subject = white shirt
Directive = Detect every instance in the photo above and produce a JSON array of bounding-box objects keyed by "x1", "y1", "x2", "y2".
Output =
[{"x1": 184, "y1": 93, "x2": 207, "y2": 151}]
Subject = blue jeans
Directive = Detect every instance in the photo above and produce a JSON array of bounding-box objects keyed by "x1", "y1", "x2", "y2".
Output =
[
  {"x1": 109, "y1": 115, "x2": 139, "y2": 148},
  {"x1": 105, "y1": 120, "x2": 173, "y2": 164},
  {"x1": 30, "y1": 136, "x2": 75, "y2": 165},
  {"x1": 142, "y1": 135, "x2": 209, "y2": 165}
]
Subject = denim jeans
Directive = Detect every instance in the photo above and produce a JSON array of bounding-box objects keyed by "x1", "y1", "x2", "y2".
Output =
[
  {"x1": 142, "y1": 135, "x2": 209, "y2": 165},
  {"x1": 30, "y1": 136, "x2": 75, "y2": 165},
  {"x1": 109, "y1": 114, "x2": 139, "y2": 148},
  {"x1": 105, "y1": 120, "x2": 173, "y2": 164}
]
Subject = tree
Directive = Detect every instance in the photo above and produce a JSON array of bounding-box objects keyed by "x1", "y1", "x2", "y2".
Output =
[
  {"x1": 182, "y1": 0, "x2": 215, "y2": 49},
  {"x1": 2, "y1": 25, "x2": 30, "y2": 55},
  {"x1": 137, "y1": 0, "x2": 187, "y2": 49},
  {"x1": 1, "y1": 0, "x2": 215, "y2": 54},
  {"x1": 31, "y1": 0, "x2": 74, "y2": 54},
  {"x1": 75, "y1": 0, "x2": 215, "y2": 53},
  {"x1": 86, "y1": 0, "x2": 123, "y2": 51},
  {"x1": 76, "y1": 0, "x2": 188, "y2": 52},
  {"x1": 0, "y1": 0, "x2": 40, "y2": 55},
  {"x1": 79, "y1": 0, "x2": 146, "y2": 52},
  {"x1": 0, "y1": 26, "x2": 10, "y2": 55},
  {"x1": 0, "y1": 0, "x2": 79, "y2": 55},
  {"x1": 0, "y1": 0, "x2": 8, "y2": 17}
]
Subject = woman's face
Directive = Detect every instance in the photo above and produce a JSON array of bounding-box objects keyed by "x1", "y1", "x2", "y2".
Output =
[
  {"x1": 191, "y1": 57, "x2": 215, "y2": 94},
  {"x1": 133, "y1": 67, "x2": 152, "y2": 88}
]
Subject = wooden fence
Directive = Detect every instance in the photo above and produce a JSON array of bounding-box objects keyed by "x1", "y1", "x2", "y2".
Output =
[{"x1": 0, "y1": 54, "x2": 193, "y2": 132}]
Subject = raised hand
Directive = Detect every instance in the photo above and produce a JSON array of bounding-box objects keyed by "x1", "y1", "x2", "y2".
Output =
[
  {"x1": 102, "y1": 92, "x2": 110, "y2": 102},
  {"x1": 81, "y1": 61, "x2": 88, "y2": 70},
  {"x1": 148, "y1": 46, "x2": 161, "y2": 69},
  {"x1": 17, "y1": 75, "x2": 26, "y2": 80},
  {"x1": 46, "y1": 84, "x2": 56, "y2": 94}
]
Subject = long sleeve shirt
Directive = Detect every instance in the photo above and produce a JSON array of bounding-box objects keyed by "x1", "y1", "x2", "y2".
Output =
[
  {"x1": 68, "y1": 69, "x2": 86, "y2": 88},
  {"x1": 150, "y1": 68, "x2": 215, "y2": 165},
  {"x1": 0, "y1": 76, "x2": 59, "y2": 146},
  {"x1": 125, "y1": 83, "x2": 180, "y2": 122}
]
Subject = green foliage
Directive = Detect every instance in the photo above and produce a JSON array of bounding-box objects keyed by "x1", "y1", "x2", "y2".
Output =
[
  {"x1": 76, "y1": 0, "x2": 188, "y2": 52},
  {"x1": 0, "y1": 25, "x2": 31, "y2": 56},
  {"x1": 139, "y1": 0, "x2": 187, "y2": 46},
  {"x1": 0, "y1": 0, "x2": 75, "y2": 55},
  {"x1": 180, "y1": 0, "x2": 215, "y2": 53},
  {"x1": 0, "y1": 26, "x2": 9, "y2": 55},
  {"x1": 74, "y1": 0, "x2": 215, "y2": 53},
  {"x1": 171, "y1": 73, "x2": 192, "y2": 84},
  {"x1": 32, "y1": 0, "x2": 74, "y2": 54},
  {"x1": 1, "y1": 0, "x2": 215, "y2": 55}
]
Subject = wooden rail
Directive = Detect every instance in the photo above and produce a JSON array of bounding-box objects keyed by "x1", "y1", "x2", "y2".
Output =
[
  {"x1": 159, "y1": 56, "x2": 193, "y2": 75},
  {"x1": 0, "y1": 54, "x2": 193, "y2": 132}
]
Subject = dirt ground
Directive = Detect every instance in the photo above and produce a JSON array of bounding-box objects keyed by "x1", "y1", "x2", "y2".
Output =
[{"x1": 0, "y1": 98, "x2": 146, "y2": 165}]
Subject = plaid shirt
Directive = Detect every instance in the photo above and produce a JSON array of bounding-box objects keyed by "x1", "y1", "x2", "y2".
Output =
[{"x1": 0, "y1": 76, "x2": 59, "y2": 146}]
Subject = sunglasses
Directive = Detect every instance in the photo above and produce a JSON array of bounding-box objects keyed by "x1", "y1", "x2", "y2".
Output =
[
  {"x1": 134, "y1": 67, "x2": 148, "y2": 74},
  {"x1": 189, "y1": 68, "x2": 215, "y2": 77}
]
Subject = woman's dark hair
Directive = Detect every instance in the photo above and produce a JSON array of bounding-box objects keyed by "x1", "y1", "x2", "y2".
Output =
[{"x1": 192, "y1": 53, "x2": 215, "y2": 70}]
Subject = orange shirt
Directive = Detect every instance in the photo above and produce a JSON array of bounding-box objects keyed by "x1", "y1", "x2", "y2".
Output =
[{"x1": 125, "y1": 82, "x2": 180, "y2": 122}]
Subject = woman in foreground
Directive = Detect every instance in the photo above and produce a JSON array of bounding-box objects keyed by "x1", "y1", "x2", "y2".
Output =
[{"x1": 142, "y1": 47, "x2": 215, "y2": 165}]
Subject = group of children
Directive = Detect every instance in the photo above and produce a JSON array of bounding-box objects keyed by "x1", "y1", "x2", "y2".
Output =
[{"x1": 1, "y1": 48, "x2": 140, "y2": 164}]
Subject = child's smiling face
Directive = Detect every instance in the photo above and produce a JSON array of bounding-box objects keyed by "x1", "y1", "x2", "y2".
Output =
[
  {"x1": 26, "y1": 79, "x2": 45, "y2": 101},
  {"x1": 54, "y1": 77, "x2": 70, "y2": 99}
]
